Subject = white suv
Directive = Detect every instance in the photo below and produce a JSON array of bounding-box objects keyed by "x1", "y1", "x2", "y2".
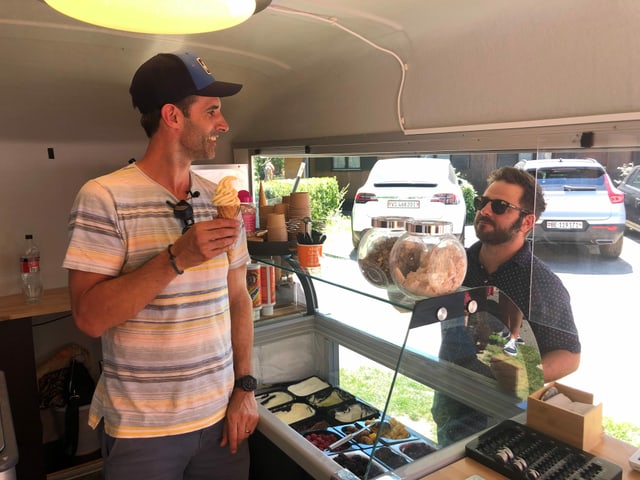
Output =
[
  {"x1": 515, "y1": 158, "x2": 626, "y2": 258},
  {"x1": 351, "y1": 157, "x2": 466, "y2": 248}
]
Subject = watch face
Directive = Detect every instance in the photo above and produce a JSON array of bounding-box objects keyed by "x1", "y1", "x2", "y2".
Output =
[{"x1": 238, "y1": 375, "x2": 257, "y2": 391}]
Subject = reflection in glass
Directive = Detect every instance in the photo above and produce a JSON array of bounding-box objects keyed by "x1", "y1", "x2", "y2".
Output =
[{"x1": 383, "y1": 287, "x2": 543, "y2": 451}]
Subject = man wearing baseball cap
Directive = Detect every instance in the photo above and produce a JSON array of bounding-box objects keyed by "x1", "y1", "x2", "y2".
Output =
[{"x1": 63, "y1": 52, "x2": 258, "y2": 479}]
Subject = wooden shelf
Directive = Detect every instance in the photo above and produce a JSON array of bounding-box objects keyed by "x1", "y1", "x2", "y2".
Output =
[{"x1": 0, "y1": 287, "x2": 71, "y2": 322}]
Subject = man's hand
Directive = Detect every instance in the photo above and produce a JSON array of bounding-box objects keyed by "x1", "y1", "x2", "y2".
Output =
[
  {"x1": 220, "y1": 390, "x2": 259, "y2": 453},
  {"x1": 171, "y1": 218, "x2": 241, "y2": 271}
]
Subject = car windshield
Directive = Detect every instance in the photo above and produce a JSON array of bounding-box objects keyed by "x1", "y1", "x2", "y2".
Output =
[
  {"x1": 369, "y1": 159, "x2": 451, "y2": 184},
  {"x1": 528, "y1": 167, "x2": 605, "y2": 191}
]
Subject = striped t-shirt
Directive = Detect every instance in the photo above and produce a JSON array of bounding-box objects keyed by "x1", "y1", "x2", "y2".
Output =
[{"x1": 63, "y1": 163, "x2": 250, "y2": 438}]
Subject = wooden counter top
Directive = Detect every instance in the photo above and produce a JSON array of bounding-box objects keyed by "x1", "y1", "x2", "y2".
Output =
[
  {"x1": 0, "y1": 287, "x2": 70, "y2": 321},
  {"x1": 422, "y1": 434, "x2": 640, "y2": 479}
]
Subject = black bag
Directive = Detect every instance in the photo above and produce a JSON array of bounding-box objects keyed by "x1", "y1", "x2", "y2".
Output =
[{"x1": 62, "y1": 358, "x2": 95, "y2": 458}]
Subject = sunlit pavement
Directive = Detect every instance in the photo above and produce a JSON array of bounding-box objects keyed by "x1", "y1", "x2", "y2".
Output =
[{"x1": 552, "y1": 234, "x2": 640, "y2": 427}]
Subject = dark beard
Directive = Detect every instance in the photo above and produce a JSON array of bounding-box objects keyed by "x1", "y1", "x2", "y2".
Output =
[{"x1": 474, "y1": 213, "x2": 523, "y2": 245}]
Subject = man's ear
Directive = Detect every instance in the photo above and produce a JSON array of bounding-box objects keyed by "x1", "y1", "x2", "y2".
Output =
[
  {"x1": 160, "y1": 103, "x2": 183, "y2": 130},
  {"x1": 521, "y1": 213, "x2": 536, "y2": 232}
]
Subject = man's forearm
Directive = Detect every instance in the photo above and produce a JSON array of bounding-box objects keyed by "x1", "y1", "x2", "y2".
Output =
[
  {"x1": 541, "y1": 350, "x2": 581, "y2": 382},
  {"x1": 70, "y1": 248, "x2": 180, "y2": 337},
  {"x1": 229, "y1": 271, "x2": 255, "y2": 377}
]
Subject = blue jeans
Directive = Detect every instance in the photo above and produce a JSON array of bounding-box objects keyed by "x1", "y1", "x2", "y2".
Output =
[{"x1": 99, "y1": 419, "x2": 249, "y2": 480}]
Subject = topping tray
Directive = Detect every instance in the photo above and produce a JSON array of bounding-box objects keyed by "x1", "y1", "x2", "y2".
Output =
[{"x1": 257, "y1": 375, "x2": 439, "y2": 476}]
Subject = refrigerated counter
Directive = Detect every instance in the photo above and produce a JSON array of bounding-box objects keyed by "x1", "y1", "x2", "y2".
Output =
[{"x1": 248, "y1": 253, "x2": 544, "y2": 479}]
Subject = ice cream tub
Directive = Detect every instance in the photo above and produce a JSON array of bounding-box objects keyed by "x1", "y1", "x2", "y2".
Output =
[
  {"x1": 329, "y1": 401, "x2": 379, "y2": 425},
  {"x1": 255, "y1": 390, "x2": 293, "y2": 409},
  {"x1": 330, "y1": 450, "x2": 387, "y2": 479},
  {"x1": 369, "y1": 417, "x2": 415, "y2": 444},
  {"x1": 303, "y1": 429, "x2": 353, "y2": 452},
  {"x1": 397, "y1": 440, "x2": 437, "y2": 460},
  {"x1": 271, "y1": 402, "x2": 315, "y2": 425},
  {"x1": 289, "y1": 416, "x2": 331, "y2": 433},
  {"x1": 370, "y1": 445, "x2": 411, "y2": 470},
  {"x1": 339, "y1": 422, "x2": 386, "y2": 447},
  {"x1": 286, "y1": 376, "x2": 331, "y2": 397},
  {"x1": 306, "y1": 387, "x2": 354, "y2": 409}
]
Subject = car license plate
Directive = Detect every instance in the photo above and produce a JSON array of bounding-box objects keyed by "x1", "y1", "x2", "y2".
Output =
[
  {"x1": 388, "y1": 200, "x2": 420, "y2": 208},
  {"x1": 546, "y1": 221, "x2": 584, "y2": 230}
]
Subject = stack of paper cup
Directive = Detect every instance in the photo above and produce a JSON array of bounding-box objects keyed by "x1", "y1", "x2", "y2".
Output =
[
  {"x1": 266, "y1": 213, "x2": 288, "y2": 242},
  {"x1": 287, "y1": 192, "x2": 312, "y2": 243},
  {"x1": 259, "y1": 205, "x2": 274, "y2": 230},
  {"x1": 273, "y1": 202, "x2": 289, "y2": 219}
]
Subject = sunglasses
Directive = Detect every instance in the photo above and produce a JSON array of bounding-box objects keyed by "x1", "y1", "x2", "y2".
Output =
[
  {"x1": 167, "y1": 199, "x2": 195, "y2": 234},
  {"x1": 474, "y1": 196, "x2": 531, "y2": 216}
]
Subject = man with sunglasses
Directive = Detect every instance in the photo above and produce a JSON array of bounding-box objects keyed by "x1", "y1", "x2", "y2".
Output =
[
  {"x1": 432, "y1": 166, "x2": 581, "y2": 446},
  {"x1": 63, "y1": 52, "x2": 257, "y2": 479},
  {"x1": 466, "y1": 166, "x2": 581, "y2": 379}
]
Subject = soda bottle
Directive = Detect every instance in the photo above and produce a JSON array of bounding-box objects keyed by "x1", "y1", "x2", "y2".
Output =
[
  {"x1": 238, "y1": 190, "x2": 257, "y2": 235},
  {"x1": 20, "y1": 234, "x2": 43, "y2": 304}
]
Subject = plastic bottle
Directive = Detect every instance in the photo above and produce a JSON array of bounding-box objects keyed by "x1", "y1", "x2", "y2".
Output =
[
  {"x1": 20, "y1": 234, "x2": 43, "y2": 304},
  {"x1": 238, "y1": 189, "x2": 256, "y2": 235}
]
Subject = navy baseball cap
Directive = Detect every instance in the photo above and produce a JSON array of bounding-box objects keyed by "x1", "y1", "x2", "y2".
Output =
[{"x1": 130, "y1": 52, "x2": 243, "y2": 114}]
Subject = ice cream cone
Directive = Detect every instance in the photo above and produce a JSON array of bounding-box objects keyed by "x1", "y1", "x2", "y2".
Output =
[
  {"x1": 216, "y1": 205, "x2": 241, "y2": 219},
  {"x1": 259, "y1": 181, "x2": 268, "y2": 207},
  {"x1": 212, "y1": 176, "x2": 241, "y2": 219}
]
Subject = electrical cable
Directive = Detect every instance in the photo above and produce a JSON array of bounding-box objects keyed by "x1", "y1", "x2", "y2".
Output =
[
  {"x1": 32, "y1": 312, "x2": 73, "y2": 327},
  {"x1": 267, "y1": 5, "x2": 407, "y2": 133}
]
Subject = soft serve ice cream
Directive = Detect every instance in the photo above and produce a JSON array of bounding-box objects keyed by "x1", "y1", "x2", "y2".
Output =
[{"x1": 212, "y1": 176, "x2": 241, "y2": 218}]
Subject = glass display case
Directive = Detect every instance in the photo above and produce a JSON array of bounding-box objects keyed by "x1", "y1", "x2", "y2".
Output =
[{"x1": 248, "y1": 249, "x2": 544, "y2": 480}]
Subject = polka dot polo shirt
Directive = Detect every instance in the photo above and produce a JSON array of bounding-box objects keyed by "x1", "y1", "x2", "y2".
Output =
[{"x1": 464, "y1": 241, "x2": 581, "y2": 356}]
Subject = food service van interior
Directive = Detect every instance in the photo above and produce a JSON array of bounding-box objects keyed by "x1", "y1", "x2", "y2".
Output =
[{"x1": 1, "y1": 1, "x2": 640, "y2": 479}]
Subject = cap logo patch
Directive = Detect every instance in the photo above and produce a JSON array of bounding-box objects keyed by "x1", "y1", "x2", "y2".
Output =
[{"x1": 196, "y1": 57, "x2": 212, "y2": 76}]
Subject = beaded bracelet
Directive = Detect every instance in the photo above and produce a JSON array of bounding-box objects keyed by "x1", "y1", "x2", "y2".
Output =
[{"x1": 167, "y1": 244, "x2": 184, "y2": 275}]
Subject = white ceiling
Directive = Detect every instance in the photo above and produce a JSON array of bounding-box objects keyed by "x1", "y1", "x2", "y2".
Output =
[
  {"x1": 2, "y1": 0, "x2": 640, "y2": 145},
  {"x1": 0, "y1": 1, "x2": 406, "y2": 138},
  {"x1": 0, "y1": 0, "x2": 532, "y2": 142}
]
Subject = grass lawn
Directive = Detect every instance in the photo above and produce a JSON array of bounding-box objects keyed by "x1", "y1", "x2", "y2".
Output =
[{"x1": 340, "y1": 364, "x2": 640, "y2": 447}]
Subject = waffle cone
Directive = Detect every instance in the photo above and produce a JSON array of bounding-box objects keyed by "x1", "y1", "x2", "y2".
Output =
[{"x1": 216, "y1": 205, "x2": 240, "y2": 219}]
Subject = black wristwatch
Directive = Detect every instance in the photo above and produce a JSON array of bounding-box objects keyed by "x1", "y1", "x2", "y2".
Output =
[{"x1": 234, "y1": 375, "x2": 257, "y2": 392}]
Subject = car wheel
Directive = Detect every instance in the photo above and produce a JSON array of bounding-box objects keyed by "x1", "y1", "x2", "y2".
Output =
[{"x1": 599, "y1": 236, "x2": 623, "y2": 259}]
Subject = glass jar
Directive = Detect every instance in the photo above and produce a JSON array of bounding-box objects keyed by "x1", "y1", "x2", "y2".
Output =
[
  {"x1": 357, "y1": 216, "x2": 411, "y2": 288},
  {"x1": 389, "y1": 220, "x2": 466, "y2": 298}
]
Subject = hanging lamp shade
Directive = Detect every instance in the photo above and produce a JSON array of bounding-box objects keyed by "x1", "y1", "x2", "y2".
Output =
[{"x1": 43, "y1": 0, "x2": 260, "y2": 34}]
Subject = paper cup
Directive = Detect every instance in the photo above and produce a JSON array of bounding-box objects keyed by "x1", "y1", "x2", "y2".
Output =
[
  {"x1": 289, "y1": 192, "x2": 310, "y2": 209},
  {"x1": 259, "y1": 205, "x2": 274, "y2": 229},
  {"x1": 273, "y1": 202, "x2": 289, "y2": 218},
  {"x1": 266, "y1": 212, "x2": 286, "y2": 227}
]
